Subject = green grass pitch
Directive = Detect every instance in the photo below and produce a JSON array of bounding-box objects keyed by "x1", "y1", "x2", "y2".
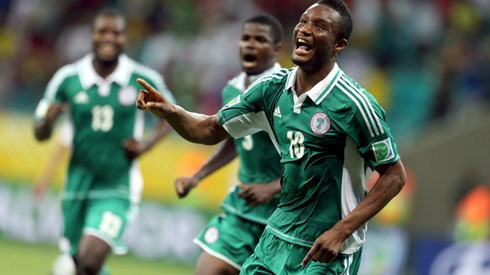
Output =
[{"x1": 0, "y1": 237, "x2": 194, "y2": 275}]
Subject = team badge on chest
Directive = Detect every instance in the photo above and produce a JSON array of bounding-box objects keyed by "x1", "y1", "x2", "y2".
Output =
[
  {"x1": 310, "y1": 112, "x2": 330, "y2": 135},
  {"x1": 118, "y1": 86, "x2": 137, "y2": 106}
]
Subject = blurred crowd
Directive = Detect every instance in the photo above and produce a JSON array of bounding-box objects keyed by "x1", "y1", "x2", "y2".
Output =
[{"x1": 0, "y1": 0, "x2": 489, "y2": 142}]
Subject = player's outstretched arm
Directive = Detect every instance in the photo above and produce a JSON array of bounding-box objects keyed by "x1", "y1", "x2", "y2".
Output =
[
  {"x1": 137, "y1": 78, "x2": 229, "y2": 145},
  {"x1": 302, "y1": 160, "x2": 406, "y2": 266},
  {"x1": 174, "y1": 138, "x2": 237, "y2": 198}
]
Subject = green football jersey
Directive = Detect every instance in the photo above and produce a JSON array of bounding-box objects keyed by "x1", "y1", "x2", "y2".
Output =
[
  {"x1": 220, "y1": 64, "x2": 282, "y2": 224},
  {"x1": 35, "y1": 54, "x2": 175, "y2": 203},
  {"x1": 218, "y1": 64, "x2": 400, "y2": 254}
]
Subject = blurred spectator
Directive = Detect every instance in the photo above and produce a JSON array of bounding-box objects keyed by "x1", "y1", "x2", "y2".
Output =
[
  {"x1": 1, "y1": 0, "x2": 489, "y2": 142},
  {"x1": 452, "y1": 169, "x2": 490, "y2": 242}
]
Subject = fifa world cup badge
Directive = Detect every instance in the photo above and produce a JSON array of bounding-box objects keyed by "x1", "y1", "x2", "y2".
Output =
[{"x1": 310, "y1": 112, "x2": 330, "y2": 135}]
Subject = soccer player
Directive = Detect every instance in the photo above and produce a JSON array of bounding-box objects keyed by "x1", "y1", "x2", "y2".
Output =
[
  {"x1": 174, "y1": 14, "x2": 284, "y2": 275},
  {"x1": 137, "y1": 1, "x2": 406, "y2": 274},
  {"x1": 34, "y1": 9, "x2": 175, "y2": 275}
]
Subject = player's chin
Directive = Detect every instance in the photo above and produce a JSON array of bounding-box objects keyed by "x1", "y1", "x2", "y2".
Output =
[
  {"x1": 291, "y1": 54, "x2": 312, "y2": 66},
  {"x1": 95, "y1": 51, "x2": 120, "y2": 63},
  {"x1": 241, "y1": 62, "x2": 260, "y2": 75}
]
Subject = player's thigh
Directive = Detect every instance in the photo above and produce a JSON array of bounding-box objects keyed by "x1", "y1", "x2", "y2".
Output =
[
  {"x1": 77, "y1": 234, "x2": 111, "y2": 265},
  {"x1": 195, "y1": 251, "x2": 240, "y2": 275},
  {"x1": 83, "y1": 197, "x2": 134, "y2": 255},
  {"x1": 62, "y1": 167, "x2": 94, "y2": 255},
  {"x1": 194, "y1": 214, "x2": 265, "y2": 269},
  {"x1": 62, "y1": 198, "x2": 86, "y2": 255}
]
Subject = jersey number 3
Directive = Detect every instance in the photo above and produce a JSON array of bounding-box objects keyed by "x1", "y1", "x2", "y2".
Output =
[
  {"x1": 91, "y1": 105, "x2": 114, "y2": 132},
  {"x1": 287, "y1": 131, "x2": 305, "y2": 159},
  {"x1": 242, "y1": 135, "x2": 253, "y2": 151}
]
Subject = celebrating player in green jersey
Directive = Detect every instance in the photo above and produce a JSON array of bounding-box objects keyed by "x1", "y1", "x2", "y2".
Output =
[
  {"x1": 137, "y1": 1, "x2": 406, "y2": 274},
  {"x1": 34, "y1": 9, "x2": 175, "y2": 275},
  {"x1": 174, "y1": 14, "x2": 283, "y2": 275}
]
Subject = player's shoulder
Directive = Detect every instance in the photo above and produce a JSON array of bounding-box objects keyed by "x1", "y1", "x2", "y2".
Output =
[
  {"x1": 129, "y1": 56, "x2": 164, "y2": 85},
  {"x1": 329, "y1": 70, "x2": 386, "y2": 119},
  {"x1": 246, "y1": 68, "x2": 290, "y2": 94},
  {"x1": 51, "y1": 61, "x2": 79, "y2": 82},
  {"x1": 227, "y1": 73, "x2": 243, "y2": 88},
  {"x1": 332, "y1": 71, "x2": 379, "y2": 107}
]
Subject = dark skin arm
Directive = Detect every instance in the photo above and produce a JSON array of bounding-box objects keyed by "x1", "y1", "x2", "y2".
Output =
[
  {"x1": 138, "y1": 78, "x2": 281, "y2": 204},
  {"x1": 123, "y1": 118, "x2": 171, "y2": 160},
  {"x1": 34, "y1": 103, "x2": 67, "y2": 141},
  {"x1": 302, "y1": 160, "x2": 406, "y2": 266},
  {"x1": 174, "y1": 138, "x2": 237, "y2": 198},
  {"x1": 136, "y1": 78, "x2": 229, "y2": 145},
  {"x1": 238, "y1": 179, "x2": 281, "y2": 207},
  {"x1": 175, "y1": 138, "x2": 281, "y2": 204}
]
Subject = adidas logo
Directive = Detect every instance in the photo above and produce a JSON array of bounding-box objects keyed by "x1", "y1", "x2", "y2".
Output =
[{"x1": 273, "y1": 107, "x2": 282, "y2": 118}]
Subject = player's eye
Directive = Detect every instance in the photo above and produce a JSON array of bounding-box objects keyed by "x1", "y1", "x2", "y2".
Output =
[
  {"x1": 241, "y1": 35, "x2": 250, "y2": 41},
  {"x1": 315, "y1": 24, "x2": 325, "y2": 31},
  {"x1": 256, "y1": 36, "x2": 267, "y2": 43}
]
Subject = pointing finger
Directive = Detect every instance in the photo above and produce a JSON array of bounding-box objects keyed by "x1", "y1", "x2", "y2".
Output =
[
  {"x1": 137, "y1": 78, "x2": 159, "y2": 96},
  {"x1": 136, "y1": 90, "x2": 147, "y2": 109},
  {"x1": 302, "y1": 245, "x2": 319, "y2": 267}
]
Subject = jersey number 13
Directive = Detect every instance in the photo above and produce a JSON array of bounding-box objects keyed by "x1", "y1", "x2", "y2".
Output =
[{"x1": 91, "y1": 105, "x2": 114, "y2": 132}]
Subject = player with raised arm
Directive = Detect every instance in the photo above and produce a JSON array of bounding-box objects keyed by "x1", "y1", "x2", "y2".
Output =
[
  {"x1": 137, "y1": 1, "x2": 406, "y2": 274},
  {"x1": 34, "y1": 9, "x2": 175, "y2": 275},
  {"x1": 174, "y1": 14, "x2": 284, "y2": 275}
]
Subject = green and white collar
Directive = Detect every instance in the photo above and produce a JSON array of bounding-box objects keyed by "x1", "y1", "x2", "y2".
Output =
[
  {"x1": 229, "y1": 63, "x2": 282, "y2": 92},
  {"x1": 285, "y1": 63, "x2": 341, "y2": 113},
  {"x1": 77, "y1": 53, "x2": 134, "y2": 92}
]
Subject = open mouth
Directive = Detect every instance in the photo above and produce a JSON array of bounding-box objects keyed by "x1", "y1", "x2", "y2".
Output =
[
  {"x1": 98, "y1": 43, "x2": 117, "y2": 54},
  {"x1": 296, "y1": 38, "x2": 313, "y2": 52},
  {"x1": 243, "y1": 54, "x2": 258, "y2": 62}
]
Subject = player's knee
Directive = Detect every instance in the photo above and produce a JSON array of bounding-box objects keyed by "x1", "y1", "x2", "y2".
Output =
[{"x1": 76, "y1": 253, "x2": 103, "y2": 275}]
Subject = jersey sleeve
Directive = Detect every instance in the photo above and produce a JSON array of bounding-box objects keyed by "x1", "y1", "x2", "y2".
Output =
[
  {"x1": 34, "y1": 66, "x2": 72, "y2": 121},
  {"x1": 218, "y1": 78, "x2": 270, "y2": 138},
  {"x1": 338, "y1": 88, "x2": 400, "y2": 169}
]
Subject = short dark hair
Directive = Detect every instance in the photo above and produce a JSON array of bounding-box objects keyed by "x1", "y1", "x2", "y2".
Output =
[
  {"x1": 317, "y1": 0, "x2": 353, "y2": 41},
  {"x1": 94, "y1": 8, "x2": 126, "y2": 30},
  {"x1": 244, "y1": 14, "x2": 283, "y2": 45}
]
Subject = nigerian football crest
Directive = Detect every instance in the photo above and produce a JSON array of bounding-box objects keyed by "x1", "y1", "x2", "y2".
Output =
[
  {"x1": 118, "y1": 87, "x2": 137, "y2": 106},
  {"x1": 310, "y1": 112, "x2": 330, "y2": 135},
  {"x1": 204, "y1": 226, "x2": 219, "y2": 244}
]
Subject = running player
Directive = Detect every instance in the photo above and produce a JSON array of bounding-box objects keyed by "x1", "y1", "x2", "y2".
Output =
[
  {"x1": 174, "y1": 14, "x2": 284, "y2": 275},
  {"x1": 34, "y1": 9, "x2": 175, "y2": 275},
  {"x1": 136, "y1": 1, "x2": 406, "y2": 274}
]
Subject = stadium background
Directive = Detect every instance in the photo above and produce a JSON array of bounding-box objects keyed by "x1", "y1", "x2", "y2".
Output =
[{"x1": 1, "y1": 0, "x2": 489, "y2": 274}]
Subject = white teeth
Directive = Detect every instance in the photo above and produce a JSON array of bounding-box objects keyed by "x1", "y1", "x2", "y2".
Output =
[{"x1": 297, "y1": 38, "x2": 311, "y2": 46}]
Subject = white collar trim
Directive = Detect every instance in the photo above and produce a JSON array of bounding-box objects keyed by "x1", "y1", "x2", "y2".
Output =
[
  {"x1": 77, "y1": 53, "x2": 133, "y2": 90},
  {"x1": 230, "y1": 63, "x2": 282, "y2": 92},
  {"x1": 286, "y1": 63, "x2": 341, "y2": 105}
]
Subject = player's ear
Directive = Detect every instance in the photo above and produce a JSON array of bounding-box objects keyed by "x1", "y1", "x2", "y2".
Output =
[
  {"x1": 274, "y1": 42, "x2": 282, "y2": 54},
  {"x1": 334, "y1": 39, "x2": 347, "y2": 55}
]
